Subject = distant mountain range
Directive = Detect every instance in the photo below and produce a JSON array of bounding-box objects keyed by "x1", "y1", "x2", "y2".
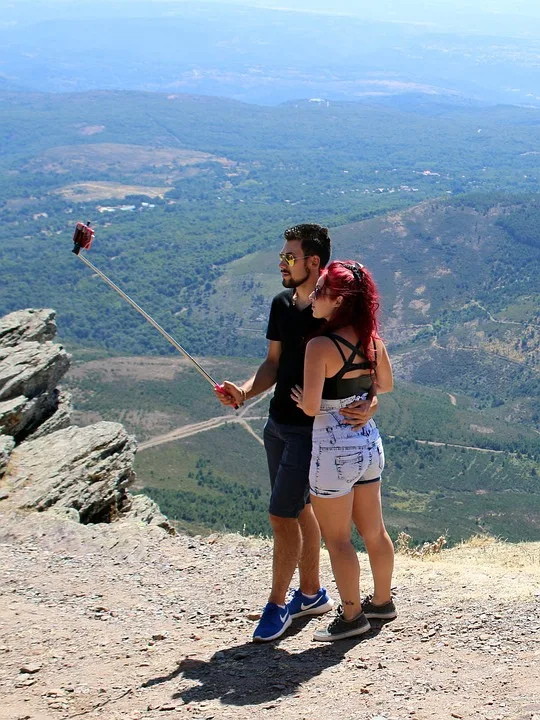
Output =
[{"x1": 2, "y1": 1, "x2": 540, "y2": 106}]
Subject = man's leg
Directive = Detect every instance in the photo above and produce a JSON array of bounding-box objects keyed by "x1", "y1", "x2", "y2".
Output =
[
  {"x1": 255, "y1": 420, "x2": 331, "y2": 641},
  {"x1": 268, "y1": 514, "x2": 302, "y2": 606},
  {"x1": 264, "y1": 420, "x2": 313, "y2": 606},
  {"x1": 266, "y1": 505, "x2": 321, "y2": 605},
  {"x1": 253, "y1": 419, "x2": 305, "y2": 641},
  {"x1": 297, "y1": 504, "x2": 321, "y2": 596}
]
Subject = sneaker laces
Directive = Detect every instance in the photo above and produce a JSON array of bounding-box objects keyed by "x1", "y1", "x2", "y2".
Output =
[
  {"x1": 262, "y1": 603, "x2": 285, "y2": 619},
  {"x1": 327, "y1": 605, "x2": 345, "y2": 631}
]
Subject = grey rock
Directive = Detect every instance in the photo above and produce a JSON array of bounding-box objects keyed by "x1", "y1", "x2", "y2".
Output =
[
  {"x1": 5, "y1": 422, "x2": 137, "y2": 523},
  {"x1": 0, "y1": 341, "x2": 71, "y2": 403},
  {"x1": 121, "y1": 493, "x2": 175, "y2": 535},
  {"x1": 0, "y1": 435, "x2": 15, "y2": 479},
  {"x1": 0, "y1": 396, "x2": 28, "y2": 435},
  {"x1": 20, "y1": 662, "x2": 42, "y2": 674},
  {"x1": 50, "y1": 506, "x2": 81, "y2": 522},
  {"x1": 27, "y1": 391, "x2": 72, "y2": 440},
  {"x1": 0, "y1": 309, "x2": 57, "y2": 348},
  {"x1": 0, "y1": 390, "x2": 67, "y2": 441},
  {"x1": 0, "y1": 308, "x2": 167, "y2": 533}
]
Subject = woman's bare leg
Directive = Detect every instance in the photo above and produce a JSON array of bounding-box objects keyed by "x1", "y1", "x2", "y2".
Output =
[
  {"x1": 352, "y1": 481, "x2": 394, "y2": 605},
  {"x1": 310, "y1": 492, "x2": 361, "y2": 620}
]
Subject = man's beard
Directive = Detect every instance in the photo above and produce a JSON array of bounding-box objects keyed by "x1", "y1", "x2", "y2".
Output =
[{"x1": 281, "y1": 269, "x2": 310, "y2": 289}]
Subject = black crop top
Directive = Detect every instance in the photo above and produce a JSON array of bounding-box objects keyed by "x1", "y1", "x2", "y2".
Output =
[{"x1": 322, "y1": 333, "x2": 375, "y2": 400}]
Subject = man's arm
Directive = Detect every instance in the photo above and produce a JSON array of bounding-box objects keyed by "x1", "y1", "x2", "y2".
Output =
[{"x1": 214, "y1": 340, "x2": 282, "y2": 407}]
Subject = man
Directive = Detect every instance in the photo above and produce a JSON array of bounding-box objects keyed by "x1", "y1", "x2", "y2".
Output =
[{"x1": 215, "y1": 224, "x2": 376, "y2": 642}]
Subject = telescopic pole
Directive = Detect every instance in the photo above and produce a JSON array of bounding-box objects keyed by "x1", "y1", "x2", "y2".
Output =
[
  {"x1": 71, "y1": 220, "x2": 236, "y2": 406},
  {"x1": 75, "y1": 252, "x2": 221, "y2": 388}
]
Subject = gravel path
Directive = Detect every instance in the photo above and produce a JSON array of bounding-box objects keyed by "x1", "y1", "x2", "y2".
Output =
[{"x1": 1, "y1": 511, "x2": 539, "y2": 720}]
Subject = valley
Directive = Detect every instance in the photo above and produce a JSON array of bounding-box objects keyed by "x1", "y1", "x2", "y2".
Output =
[{"x1": 1, "y1": 88, "x2": 538, "y2": 546}]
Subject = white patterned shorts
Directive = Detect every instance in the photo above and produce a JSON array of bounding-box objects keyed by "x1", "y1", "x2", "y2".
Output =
[{"x1": 309, "y1": 395, "x2": 385, "y2": 499}]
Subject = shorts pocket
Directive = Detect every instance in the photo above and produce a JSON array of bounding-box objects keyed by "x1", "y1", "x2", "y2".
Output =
[{"x1": 335, "y1": 450, "x2": 367, "y2": 485}]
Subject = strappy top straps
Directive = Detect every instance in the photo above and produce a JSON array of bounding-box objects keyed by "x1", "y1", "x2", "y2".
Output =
[{"x1": 326, "y1": 332, "x2": 374, "y2": 377}]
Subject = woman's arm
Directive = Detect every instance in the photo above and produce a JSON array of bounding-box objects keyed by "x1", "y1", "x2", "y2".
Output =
[
  {"x1": 373, "y1": 338, "x2": 393, "y2": 393},
  {"x1": 297, "y1": 336, "x2": 329, "y2": 416}
]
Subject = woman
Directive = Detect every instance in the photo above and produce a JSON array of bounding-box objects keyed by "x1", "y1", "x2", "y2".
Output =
[{"x1": 290, "y1": 260, "x2": 395, "y2": 641}]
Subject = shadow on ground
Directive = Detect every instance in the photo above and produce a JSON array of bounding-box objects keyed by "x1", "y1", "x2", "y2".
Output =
[{"x1": 142, "y1": 619, "x2": 382, "y2": 706}]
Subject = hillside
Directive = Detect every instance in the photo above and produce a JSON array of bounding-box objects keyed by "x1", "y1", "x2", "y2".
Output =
[
  {"x1": 57, "y1": 190, "x2": 540, "y2": 545},
  {"x1": 197, "y1": 196, "x2": 539, "y2": 409},
  {"x1": 1, "y1": 508, "x2": 539, "y2": 720},
  {"x1": 64, "y1": 349, "x2": 540, "y2": 545},
  {"x1": 1, "y1": 89, "x2": 540, "y2": 357}
]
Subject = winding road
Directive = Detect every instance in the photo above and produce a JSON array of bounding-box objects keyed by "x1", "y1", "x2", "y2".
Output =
[{"x1": 138, "y1": 388, "x2": 506, "y2": 456}]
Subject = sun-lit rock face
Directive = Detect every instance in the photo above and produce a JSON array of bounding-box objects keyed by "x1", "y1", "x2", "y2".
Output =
[
  {"x1": 0, "y1": 308, "x2": 173, "y2": 533},
  {"x1": 0, "y1": 308, "x2": 71, "y2": 442},
  {"x1": 0, "y1": 308, "x2": 57, "y2": 347}
]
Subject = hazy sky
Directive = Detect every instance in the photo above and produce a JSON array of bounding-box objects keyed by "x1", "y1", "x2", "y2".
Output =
[
  {"x1": 9, "y1": 0, "x2": 540, "y2": 14},
  {"x1": 4, "y1": 0, "x2": 540, "y2": 37},
  {"x1": 104, "y1": 0, "x2": 540, "y2": 18}
]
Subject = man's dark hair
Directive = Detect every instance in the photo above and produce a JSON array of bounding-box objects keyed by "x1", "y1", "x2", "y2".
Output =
[{"x1": 284, "y1": 223, "x2": 331, "y2": 269}]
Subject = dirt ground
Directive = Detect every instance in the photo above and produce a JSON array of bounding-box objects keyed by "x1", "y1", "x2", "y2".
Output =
[{"x1": 1, "y1": 509, "x2": 539, "y2": 720}]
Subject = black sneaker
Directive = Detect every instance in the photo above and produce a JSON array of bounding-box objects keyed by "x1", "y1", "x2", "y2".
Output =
[
  {"x1": 313, "y1": 606, "x2": 371, "y2": 642},
  {"x1": 361, "y1": 595, "x2": 397, "y2": 620}
]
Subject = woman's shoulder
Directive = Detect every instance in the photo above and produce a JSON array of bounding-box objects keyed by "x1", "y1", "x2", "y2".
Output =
[
  {"x1": 307, "y1": 335, "x2": 336, "y2": 353},
  {"x1": 374, "y1": 335, "x2": 386, "y2": 352}
]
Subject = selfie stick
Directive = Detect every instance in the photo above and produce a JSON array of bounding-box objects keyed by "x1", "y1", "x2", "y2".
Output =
[{"x1": 71, "y1": 222, "x2": 236, "y2": 405}]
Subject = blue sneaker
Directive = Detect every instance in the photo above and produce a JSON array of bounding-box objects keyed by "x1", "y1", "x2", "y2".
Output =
[
  {"x1": 287, "y1": 587, "x2": 334, "y2": 619},
  {"x1": 252, "y1": 603, "x2": 292, "y2": 642}
]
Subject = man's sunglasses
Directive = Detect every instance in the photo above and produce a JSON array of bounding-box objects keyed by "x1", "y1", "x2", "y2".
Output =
[{"x1": 279, "y1": 252, "x2": 312, "y2": 267}]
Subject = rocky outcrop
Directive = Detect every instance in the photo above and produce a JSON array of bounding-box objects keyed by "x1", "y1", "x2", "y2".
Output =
[
  {"x1": 120, "y1": 493, "x2": 175, "y2": 533},
  {"x1": 0, "y1": 308, "x2": 57, "y2": 347},
  {"x1": 5, "y1": 422, "x2": 136, "y2": 523},
  {"x1": 0, "y1": 434, "x2": 14, "y2": 480},
  {"x1": 0, "y1": 310, "x2": 71, "y2": 442},
  {"x1": 0, "y1": 308, "x2": 174, "y2": 533}
]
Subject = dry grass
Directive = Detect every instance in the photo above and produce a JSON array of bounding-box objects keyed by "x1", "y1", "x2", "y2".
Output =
[
  {"x1": 395, "y1": 531, "x2": 447, "y2": 557},
  {"x1": 53, "y1": 181, "x2": 170, "y2": 201},
  {"x1": 446, "y1": 534, "x2": 540, "y2": 571},
  {"x1": 394, "y1": 532, "x2": 540, "y2": 602},
  {"x1": 397, "y1": 531, "x2": 540, "y2": 572},
  {"x1": 30, "y1": 143, "x2": 235, "y2": 174},
  {"x1": 67, "y1": 355, "x2": 190, "y2": 382}
]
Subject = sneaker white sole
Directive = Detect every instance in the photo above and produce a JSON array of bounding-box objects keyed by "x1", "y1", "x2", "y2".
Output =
[
  {"x1": 363, "y1": 610, "x2": 397, "y2": 620},
  {"x1": 252, "y1": 615, "x2": 292, "y2": 643},
  {"x1": 313, "y1": 623, "x2": 371, "y2": 642},
  {"x1": 289, "y1": 599, "x2": 334, "y2": 619}
]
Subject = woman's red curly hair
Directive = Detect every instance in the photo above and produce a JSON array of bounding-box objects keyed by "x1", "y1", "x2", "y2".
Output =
[{"x1": 316, "y1": 260, "x2": 380, "y2": 366}]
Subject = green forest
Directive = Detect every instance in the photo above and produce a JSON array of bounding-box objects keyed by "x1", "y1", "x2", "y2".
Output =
[
  {"x1": 2, "y1": 88, "x2": 539, "y2": 543},
  {"x1": 1, "y1": 90, "x2": 540, "y2": 356}
]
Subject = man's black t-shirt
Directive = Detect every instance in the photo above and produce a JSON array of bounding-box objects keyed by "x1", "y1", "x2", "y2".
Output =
[{"x1": 266, "y1": 289, "x2": 324, "y2": 426}]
